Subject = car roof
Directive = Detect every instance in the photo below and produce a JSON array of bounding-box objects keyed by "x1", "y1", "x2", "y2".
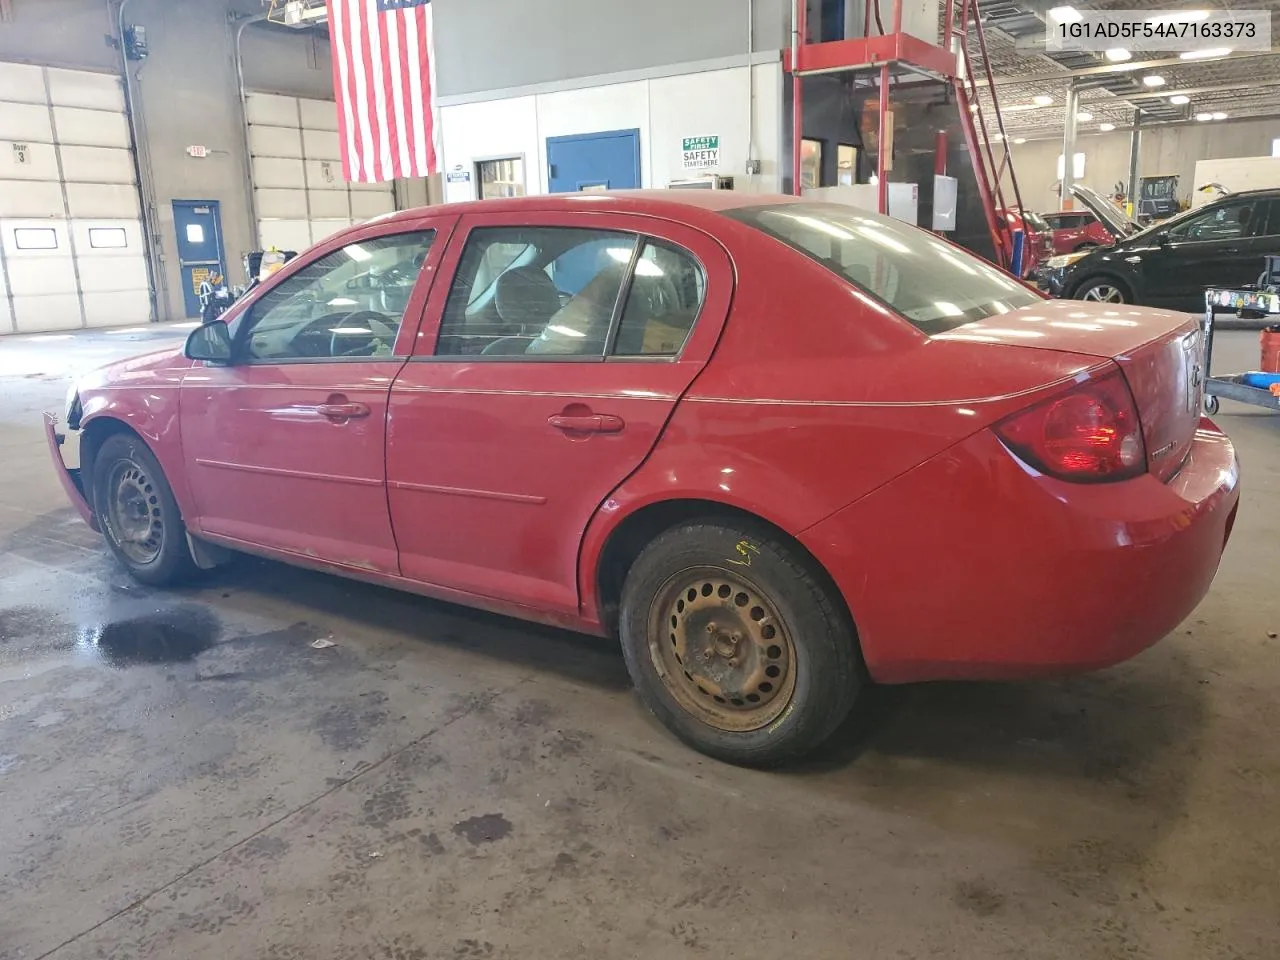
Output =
[
  {"x1": 1200, "y1": 188, "x2": 1280, "y2": 204},
  {"x1": 374, "y1": 189, "x2": 801, "y2": 226}
]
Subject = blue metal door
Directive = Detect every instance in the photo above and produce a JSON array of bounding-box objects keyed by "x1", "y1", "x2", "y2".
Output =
[
  {"x1": 172, "y1": 200, "x2": 227, "y2": 318},
  {"x1": 546, "y1": 129, "x2": 641, "y2": 292},
  {"x1": 547, "y1": 128, "x2": 641, "y2": 194}
]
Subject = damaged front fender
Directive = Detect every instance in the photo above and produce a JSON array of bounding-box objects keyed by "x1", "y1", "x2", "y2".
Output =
[{"x1": 44, "y1": 412, "x2": 98, "y2": 532}]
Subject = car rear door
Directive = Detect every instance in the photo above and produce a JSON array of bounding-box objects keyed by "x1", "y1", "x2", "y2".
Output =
[
  {"x1": 385, "y1": 211, "x2": 732, "y2": 617},
  {"x1": 180, "y1": 214, "x2": 456, "y2": 572}
]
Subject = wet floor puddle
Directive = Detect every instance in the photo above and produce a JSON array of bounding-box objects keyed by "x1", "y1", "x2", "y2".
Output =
[{"x1": 75, "y1": 606, "x2": 221, "y2": 668}]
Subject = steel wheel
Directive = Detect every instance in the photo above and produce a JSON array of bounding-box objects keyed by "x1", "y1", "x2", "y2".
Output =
[
  {"x1": 646, "y1": 566, "x2": 797, "y2": 733},
  {"x1": 103, "y1": 458, "x2": 166, "y2": 566},
  {"x1": 1080, "y1": 282, "x2": 1125, "y2": 303}
]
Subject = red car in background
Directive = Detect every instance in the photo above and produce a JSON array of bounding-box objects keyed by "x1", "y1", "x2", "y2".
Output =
[
  {"x1": 999, "y1": 208, "x2": 1054, "y2": 279},
  {"x1": 47, "y1": 191, "x2": 1239, "y2": 767},
  {"x1": 1042, "y1": 209, "x2": 1118, "y2": 254}
]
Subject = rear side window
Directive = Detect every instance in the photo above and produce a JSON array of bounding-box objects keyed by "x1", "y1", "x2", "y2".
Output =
[
  {"x1": 726, "y1": 203, "x2": 1038, "y2": 334},
  {"x1": 435, "y1": 226, "x2": 635, "y2": 357},
  {"x1": 611, "y1": 240, "x2": 705, "y2": 357}
]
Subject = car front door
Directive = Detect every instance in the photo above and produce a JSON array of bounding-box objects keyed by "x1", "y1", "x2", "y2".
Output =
[
  {"x1": 180, "y1": 217, "x2": 454, "y2": 573},
  {"x1": 1141, "y1": 198, "x2": 1263, "y2": 310},
  {"x1": 385, "y1": 211, "x2": 731, "y2": 617}
]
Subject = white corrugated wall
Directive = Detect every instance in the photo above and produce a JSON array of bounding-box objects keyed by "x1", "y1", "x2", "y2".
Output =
[
  {"x1": 0, "y1": 62, "x2": 150, "y2": 334},
  {"x1": 246, "y1": 92, "x2": 395, "y2": 253}
]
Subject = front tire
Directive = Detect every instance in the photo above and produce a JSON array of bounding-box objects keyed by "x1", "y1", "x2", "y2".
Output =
[
  {"x1": 1074, "y1": 276, "x2": 1130, "y2": 304},
  {"x1": 93, "y1": 433, "x2": 196, "y2": 586},
  {"x1": 618, "y1": 521, "x2": 862, "y2": 766}
]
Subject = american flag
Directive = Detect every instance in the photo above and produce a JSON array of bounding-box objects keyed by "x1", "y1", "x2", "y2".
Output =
[{"x1": 326, "y1": 0, "x2": 439, "y2": 183}]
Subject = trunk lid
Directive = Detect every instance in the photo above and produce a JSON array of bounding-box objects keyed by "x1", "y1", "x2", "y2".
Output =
[{"x1": 936, "y1": 299, "x2": 1203, "y2": 482}]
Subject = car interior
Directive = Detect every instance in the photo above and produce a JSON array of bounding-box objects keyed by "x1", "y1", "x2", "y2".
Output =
[
  {"x1": 237, "y1": 232, "x2": 436, "y2": 362},
  {"x1": 435, "y1": 227, "x2": 703, "y2": 358}
]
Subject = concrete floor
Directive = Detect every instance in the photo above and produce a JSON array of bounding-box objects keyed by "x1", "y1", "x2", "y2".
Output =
[{"x1": 1, "y1": 323, "x2": 1277, "y2": 960}]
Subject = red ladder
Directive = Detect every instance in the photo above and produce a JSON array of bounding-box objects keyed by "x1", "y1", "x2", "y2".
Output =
[{"x1": 948, "y1": 0, "x2": 1027, "y2": 273}]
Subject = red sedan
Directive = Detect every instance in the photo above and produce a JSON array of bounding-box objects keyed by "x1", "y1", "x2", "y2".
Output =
[
  {"x1": 47, "y1": 191, "x2": 1239, "y2": 766},
  {"x1": 1043, "y1": 209, "x2": 1117, "y2": 254}
]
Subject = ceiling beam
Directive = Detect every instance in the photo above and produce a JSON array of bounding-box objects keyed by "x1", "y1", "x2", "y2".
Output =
[
  {"x1": 1007, "y1": 111, "x2": 1280, "y2": 142},
  {"x1": 976, "y1": 50, "x2": 1280, "y2": 87},
  {"x1": 1120, "y1": 78, "x2": 1280, "y2": 102}
]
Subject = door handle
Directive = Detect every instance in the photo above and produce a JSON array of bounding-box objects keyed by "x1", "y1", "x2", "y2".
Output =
[
  {"x1": 1223, "y1": 246, "x2": 1241, "y2": 254},
  {"x1": 548, "y1": 413, "x2": 625, "y2": 434},
  {"x1": 316, "y1": 401, "x2": 371, "y2": 421}
]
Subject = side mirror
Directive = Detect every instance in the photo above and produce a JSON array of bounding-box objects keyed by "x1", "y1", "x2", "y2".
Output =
[{"x1": 185, "y1": 321, "x2": 232, "y2": 363}]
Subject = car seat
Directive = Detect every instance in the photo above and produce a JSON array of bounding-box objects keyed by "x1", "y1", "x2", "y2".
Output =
[{"x1": 494, "y1": 266, "x2": 562, "y2": 336}]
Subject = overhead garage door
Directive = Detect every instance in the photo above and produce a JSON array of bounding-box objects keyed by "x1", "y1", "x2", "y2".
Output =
[
  {"x1": 0, "y1": 62, "x2": 149, "y2": 334},
  {"x1": 247, "y1": 92, "x2": 396, "y2": 253}
]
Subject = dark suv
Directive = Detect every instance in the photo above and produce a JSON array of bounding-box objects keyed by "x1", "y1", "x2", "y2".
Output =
[{"x1": 1043, "y1": 188, "x2": 1280, "y2": 310}]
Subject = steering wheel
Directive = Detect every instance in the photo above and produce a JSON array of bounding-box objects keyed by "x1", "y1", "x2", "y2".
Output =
[{"x1": 329, "y1": 310, "x2": 398, "y2": 357}]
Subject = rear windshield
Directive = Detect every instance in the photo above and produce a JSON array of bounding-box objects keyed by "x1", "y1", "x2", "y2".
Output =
[{"x1": 725, "y1": 203, "x2": 1040, "y2": 334}]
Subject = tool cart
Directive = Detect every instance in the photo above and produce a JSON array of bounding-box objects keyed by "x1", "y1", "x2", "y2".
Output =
[{"x1": 1202, "y1": 256, "x2": 1280, "y2": 415}]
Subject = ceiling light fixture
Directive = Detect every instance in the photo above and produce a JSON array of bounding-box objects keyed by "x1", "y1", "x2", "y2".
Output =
[
  {"x1": 1013, "y1": 137, "x2": 1027, "y2": 144},
  {"x1": 1181, "y1": 47, "x2": 1231, "y2": 60},
  {"x1": 1105, "y1": 48, "x2": 1132, "y2": 62},
  {"x1": 1033, "y1": 94, "x2": 1054, "y2": 106},
  {"x1": 1212, "y1": 111, "x2": 1228, "y2": 120},
  {"x1": 1195, "y1": 112, "x2": 1214, "y2": 121},
  {"x1": 1169, "y1": 94, "x2": 1190, "y2": 105},
  {"x1": 1099, "y1": 123, "x2": 1116, "y2": 132},
  {"x1": 1048, "y1": 5, "x2": 1083, "y2": 23},
  {"x1": 1143, "y1": 75, "x2": 1166, "y2": 87},
  {"x1": 1076, "y1": 111, "x2": 1093, "y2": 121},
  {"x1": 1147, "y1": 10, "x2": 1209, "y2": 25}
]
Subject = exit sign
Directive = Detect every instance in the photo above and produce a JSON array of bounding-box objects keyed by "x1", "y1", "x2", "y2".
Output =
[{"x1": 186, "y1": 145, "x2": 209, "y2": 158}]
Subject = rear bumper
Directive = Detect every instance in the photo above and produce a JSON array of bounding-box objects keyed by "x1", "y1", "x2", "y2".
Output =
[
  {"x1": 801, "y1": 421, "x2": 1239, "y2": 683},
  {"x1": 44, "y1": 413, "x2": 98, "y2": 531}
]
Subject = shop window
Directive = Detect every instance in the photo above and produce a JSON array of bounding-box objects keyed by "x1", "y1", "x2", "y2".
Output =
[
  {"x1": 14, "y1": 228, "x2": 58, "y2": 250},
  {"x1": 837, "y1": 144, "x2": 858, "y2": 186},
  {"x1": 476, "y1": 157, "x2": 526, "y2": 199},
  {"x1": 801, "y1": 138, "x2": 824, "y2": 190},
  {"x1": 89, "y1": 227, "x2": 128, "y2": 249}
]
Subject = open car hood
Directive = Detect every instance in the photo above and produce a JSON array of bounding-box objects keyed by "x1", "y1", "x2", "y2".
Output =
[{"x1": 1069, "y1": 184, "x2": 1140, "y2": 238}]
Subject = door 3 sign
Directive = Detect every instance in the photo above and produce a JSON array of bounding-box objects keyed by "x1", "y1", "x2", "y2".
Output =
[{"x1": 682, "y1": 136, "x2": 720, "y2": 171}]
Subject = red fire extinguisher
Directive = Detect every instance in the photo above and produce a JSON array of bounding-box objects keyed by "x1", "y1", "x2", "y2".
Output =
[{"x1": 1262, "y1": 325, "x2": 1280, "y2": 374}]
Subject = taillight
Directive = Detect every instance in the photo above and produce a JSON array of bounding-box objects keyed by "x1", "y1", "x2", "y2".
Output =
[{"x1": 994, "y1": 369, "x2": 1146, "y2": 482}]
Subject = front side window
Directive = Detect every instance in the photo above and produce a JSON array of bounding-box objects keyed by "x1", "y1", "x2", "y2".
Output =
[
  {"x1": 727, "y1": 202, "x2": 1039, "y2": 334},
  {"x1": 239, "y1": 231, "x2": 435, "y2": 362},
  {"x1": 1166, "y1": 200, "x2": 1256, "y2": 243},
  {"x1": 435, "y1": 226, "x2": 635, "y2": 358}
]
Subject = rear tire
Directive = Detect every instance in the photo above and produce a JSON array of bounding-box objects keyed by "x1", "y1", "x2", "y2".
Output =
[
  {"x1": 93, "y1": 433, "x2": 196, "y2": 586},
  {"x1": 618, "y1": 520, "x2": 862, "y2": 767}
]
